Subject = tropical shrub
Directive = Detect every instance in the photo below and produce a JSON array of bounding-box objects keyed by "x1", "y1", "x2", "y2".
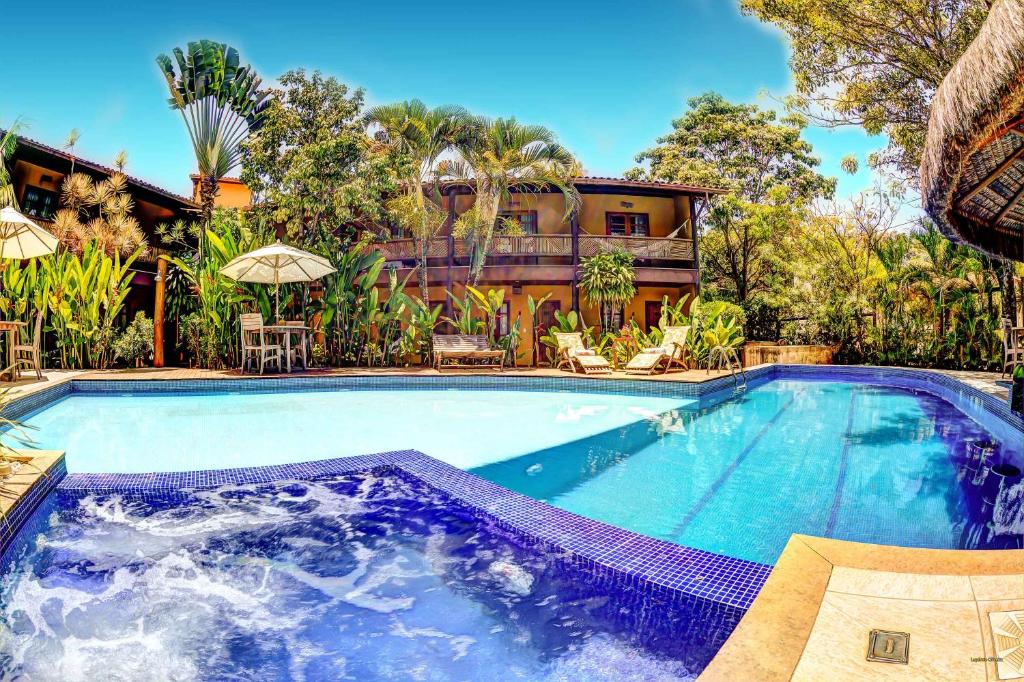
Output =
[
  {"x1": 578, "y1": 249, "x2": 637, "y2": 331},
  {"x1": 113, "y1": 312, "x2": 154, "y2": 366}
]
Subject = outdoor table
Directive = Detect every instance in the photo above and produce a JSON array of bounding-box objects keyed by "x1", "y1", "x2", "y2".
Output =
[
  {"x1": 263, "y1": 324, "x2": 309, "y2": 373},
  {"x1": 0, "y1": 320, "x2": 26, "y2": 381}
]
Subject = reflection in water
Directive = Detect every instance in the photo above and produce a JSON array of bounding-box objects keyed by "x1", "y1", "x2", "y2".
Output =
[
  {"x1": 0, "y1": 474, "x2": 736, "y2": 681},
  {"x1": 474, "y1": 380, "x2": 1024, "y2": 564}
]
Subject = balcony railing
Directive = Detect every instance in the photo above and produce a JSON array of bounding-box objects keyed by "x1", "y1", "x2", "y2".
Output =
[{"x1": 376, "y1": 235, "x2": 695, "y2": 263}]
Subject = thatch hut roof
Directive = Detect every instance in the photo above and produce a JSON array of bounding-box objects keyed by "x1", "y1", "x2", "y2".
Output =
[{"x1": 920, "y1": 0, "x2": 1024, "y2": 262}]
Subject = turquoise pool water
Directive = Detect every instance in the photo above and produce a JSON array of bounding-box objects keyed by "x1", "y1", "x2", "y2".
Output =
[
  {"x1": 470, "y1": 379, "x2": 1024, "y2": 563},
  {"x1": 21, "y1": 379, "x2": 1023, "y2": 564},
  {"x1": 23, "y1": 389, "x2": 692, "y2": 473}
]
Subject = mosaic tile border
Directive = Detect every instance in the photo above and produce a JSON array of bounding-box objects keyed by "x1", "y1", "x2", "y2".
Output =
[
  {"x1": 0, "y1": 456, "x2": 67, "y2": 560},
  {"x1": 57, "y1": 449, "x2": 773, "y2": 611}
]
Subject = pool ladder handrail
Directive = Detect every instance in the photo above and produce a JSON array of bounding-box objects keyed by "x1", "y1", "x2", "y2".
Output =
[
  {"x1": 726, "y1": 347, "x2": 748, "y2": 393},
  {"x1": 708, "y1": 346, "x2": 748, "y2": 393}
]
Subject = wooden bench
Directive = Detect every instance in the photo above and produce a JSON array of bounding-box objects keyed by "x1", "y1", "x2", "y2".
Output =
[{"x1": 432, "y1": 334, "x2": 504, "y2": 371}]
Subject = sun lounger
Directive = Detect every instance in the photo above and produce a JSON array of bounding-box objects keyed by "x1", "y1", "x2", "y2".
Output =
[
  {"x1": 624, "y1": 325, "x2": 690, "y2": 375},
  {"x1": 553, "y1": 332, "x2": 612, "y2": 375},
  {"x1": 432, "y1": 334, "x2": 504, "y2": 371}
]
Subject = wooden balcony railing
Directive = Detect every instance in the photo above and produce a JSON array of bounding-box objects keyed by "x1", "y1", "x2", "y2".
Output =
[{"x1": 375, "y1": 235, "x2": 695, "y2": 263}]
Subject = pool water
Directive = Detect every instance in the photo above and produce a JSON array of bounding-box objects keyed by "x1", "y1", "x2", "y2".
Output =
[
  {"x1": 473, "y1": 380, "x2": 1024, "y2": 564},
  {"x1": 20, "y1": 378, "x2": 1024, "y2": 565},
  {"x1": 0, "y1": 474, "x2": 722, "y2": 681},
  {"x1": 23, "y1": 389, "x2": 691, "y2": 473}
]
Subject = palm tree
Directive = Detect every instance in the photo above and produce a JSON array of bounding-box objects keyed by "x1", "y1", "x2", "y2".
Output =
[
  {"x1": 909, "y1": 221, "x2": 973, "y2": 340},
  {"x1": 156, "y1": 40, "x2": 268, "y2": 237},
  {"x1": 578, "y1": 249, "x2": 636, "y2": 331},
  {"x1": 63, "y1": 129, "x2": 81, "y2": 175},
  {"x1": 0, "y1": 119, "x2": 25, "y2": 208},
  {"x1": 441, "y1": 117, "x2": 580, "y2": 286},
  {"x1": 365, "y1": 100, "x2": 468, "y2": 306},
  {"x1": 113, "y1": 149, "x2": 128, "y2": 173}
]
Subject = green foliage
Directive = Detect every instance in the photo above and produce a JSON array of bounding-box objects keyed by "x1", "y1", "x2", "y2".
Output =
[
  {"x1": 578, "y1": 249, "x2": 637, "y2": 330},
  {"x1": 113, "y1": 312, "x2": 154, "y2": 366},
  {"x1": 538, "y1": 309, "x2": 596, "y2": 365},
  {"x1": 442, "y1": 117, "x2": 580, "y2": 286},
  {"x1": 41, "y1": 243, "x2": 140, "y2": 369},
  {"x1": 157, "y1": 40, "x2": 268, "y2": 226},
  {"x1": 629, "y1": 93, "x2": 834, "y2": 303},
  {"x1": 241, "y1": 70, "x2": 404, "y2": 245},
  {"x1": 366, "y1": 99, "x2": 469, "y2": 306},
  {"x1": 167, "y1": 209, "x2": 268, "y2": 368},
  {"x1": 739, "y1": 0, "x2": 987, "y2": 181}
]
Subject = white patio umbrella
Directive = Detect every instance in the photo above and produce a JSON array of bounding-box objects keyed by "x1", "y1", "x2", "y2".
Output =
[
  {"x1": 220, "y1": 240, "x2": 336, "y2": 320},
  {"x1": 0, "y1": 207, "x2": 58, "y2": 260}
]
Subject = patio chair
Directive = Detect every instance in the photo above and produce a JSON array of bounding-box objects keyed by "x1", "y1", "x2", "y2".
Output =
[
  {"x1": 624, "y1": 325, "x2": 690, "y2": 375},
  {"x1": 240, "y1": 313, "x2": 282, "y2": 375},
  {"x1": 1002, "y1": 318, "x2": 1024, "y2": 376},
  {"x1": 13, "y1": 310, "x2": 43, "y2": 380},
  {"x1": 552, "y1": 331, "x2": 611, "y2": 375},
  {"x1": 432, "y1": 334, "x2": 504, "y2": 371}
]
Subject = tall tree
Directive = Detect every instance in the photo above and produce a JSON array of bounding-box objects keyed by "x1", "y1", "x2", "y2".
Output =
[
  {"x1": 241, "y1": 70, "x2": 404, "y2": 247},
  {"x1": 442, "y1": 117, "x2": 580, "y2": 287},
  {"x1": 629, "y1": 93, "x2": 834, "y2": 302},
  {"x1": 157, "y1": 40, "x2": 269, "y2": 235},
  {"x1": 740, "y1": 0, "x2": 988, "y2": 181},
  {"x1": 364, "y1": 100, "x2": 469, "y2": 305},
  {"x1": 910, "y1": 221, "x2": 975, "y2": 338}
]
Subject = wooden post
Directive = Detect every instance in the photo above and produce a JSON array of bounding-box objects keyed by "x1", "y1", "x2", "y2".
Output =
[
  {"x1": 570, "y1": 209, "x2": 580, "y2": 313},
  {"x1": 690, "y1": 195, "x2": 703, "y2": 298},
  {"x1": 153, "y1": 257, "x2": 167, "y2": 368},
  {"x1": 445, "y1": 186, "x2": 456, "y2": 319}
]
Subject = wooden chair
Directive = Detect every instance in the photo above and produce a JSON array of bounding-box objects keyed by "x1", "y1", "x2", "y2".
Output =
[
  {"x1": 13, "y1": 310, "x2": 43, "y2": 380},
  {"x1": 1002, "y1": 318, "x2": 1024, "y2": 377},
  {"x1": 432, "y1": 334, "x2": 504, "y2": 371},
  {"x1": 625, "y1": 325, "x2": 691, "y2": 375},
  {"x1": 240, "y1": 313, "x2": 282, "y2": 375},
  {"x1": 552, "y1": 331, "x2": 611, "y2": 375}
]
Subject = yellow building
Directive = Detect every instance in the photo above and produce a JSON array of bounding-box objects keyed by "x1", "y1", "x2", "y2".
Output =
[
  {"x1": 199, "y1": 174, "x2": 724, "y2": 363},
  {"x1": 377, "y1": 177, "x2": 724, "y2": 362}
]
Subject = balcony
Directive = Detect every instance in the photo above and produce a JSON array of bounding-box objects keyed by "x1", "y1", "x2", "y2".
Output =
[
  {"x1": 374, "y1": 234, "x2": 697, "y2": 288},
  {"x1": 376, "y1": 234, "x2": 696, "y2": 262}
]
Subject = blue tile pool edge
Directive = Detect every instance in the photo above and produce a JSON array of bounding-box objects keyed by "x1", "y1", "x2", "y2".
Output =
[{"x1": 50, "y1": 449, "x2": 772, "y2": 612}]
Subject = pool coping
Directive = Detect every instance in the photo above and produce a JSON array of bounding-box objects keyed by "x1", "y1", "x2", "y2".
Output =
[
  {"x1": 2, "y1": 364, "x2": 1021, "y2": 616},
  {"x1": 697, "y1": 535, "x2": 1024, "y2": 681}
]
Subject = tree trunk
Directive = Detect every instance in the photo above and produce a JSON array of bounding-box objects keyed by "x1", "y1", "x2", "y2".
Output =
[
  {"x1": 416, "y1": 236, "x2": 430, "y2": 307},
  {"x1": 1003, "y1": 259, "x2": 1019, "y2": 326},
  {"x1": 199, "y1": 174, "x2": 219, "y2": 265}
]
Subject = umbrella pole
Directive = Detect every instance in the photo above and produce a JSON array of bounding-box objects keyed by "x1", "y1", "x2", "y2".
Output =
[{"x1": 275, "y1": 269, "x2": 280, "y2": 322}]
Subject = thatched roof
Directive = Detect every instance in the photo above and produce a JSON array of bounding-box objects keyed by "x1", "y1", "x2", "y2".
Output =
[{"x1": 920, "y1": 0, "x2": 1024, "y2": 262}]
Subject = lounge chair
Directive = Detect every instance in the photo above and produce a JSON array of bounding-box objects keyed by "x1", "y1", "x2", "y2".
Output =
[
  {"x1": 553, "y1": 332, "x2": 611, "y2": 375},
  {"x1": 624, "y1": 325, "x2": 690, "y2": 375},
  {"x1": 240, "y1": 313, "x2": 282, "y2": 375},
  {"x1": 432, "y1": 334, "x2": 504, "y2": 371}
]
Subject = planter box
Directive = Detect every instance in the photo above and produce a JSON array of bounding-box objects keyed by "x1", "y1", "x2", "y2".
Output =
[{"x1": 742, "y1": 342, "x2": 837, "y2": 367}]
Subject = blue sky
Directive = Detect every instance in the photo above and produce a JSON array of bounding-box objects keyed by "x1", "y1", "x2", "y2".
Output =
[{"x1": 0, "y1": 0, "x2": 883, "y2": 200}]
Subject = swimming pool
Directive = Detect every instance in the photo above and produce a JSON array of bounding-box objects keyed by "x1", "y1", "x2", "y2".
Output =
[
  {"x1": 0, "y1": 472, "x2": 720, "y2": 680},
  {"x1": 15, "y1": 369, "x2": 1024, "y2": 566}
]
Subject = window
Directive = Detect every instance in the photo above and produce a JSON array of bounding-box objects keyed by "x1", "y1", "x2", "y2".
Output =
[
  {"x1": 495, "y1": 301, "x2": 511, "y2": 337},
  {"x1": 644, "y1": 301, "x2": 662, "y2": 332},
  {"x1": 498, "y1": 210, "x2": 538, "y2": 234},
  {"x1": 606, "y1": 212, "x2": 649, "y2": 237},
  {"x1": 21, "y1": 185, "x2": 58, "y2": 220}
]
